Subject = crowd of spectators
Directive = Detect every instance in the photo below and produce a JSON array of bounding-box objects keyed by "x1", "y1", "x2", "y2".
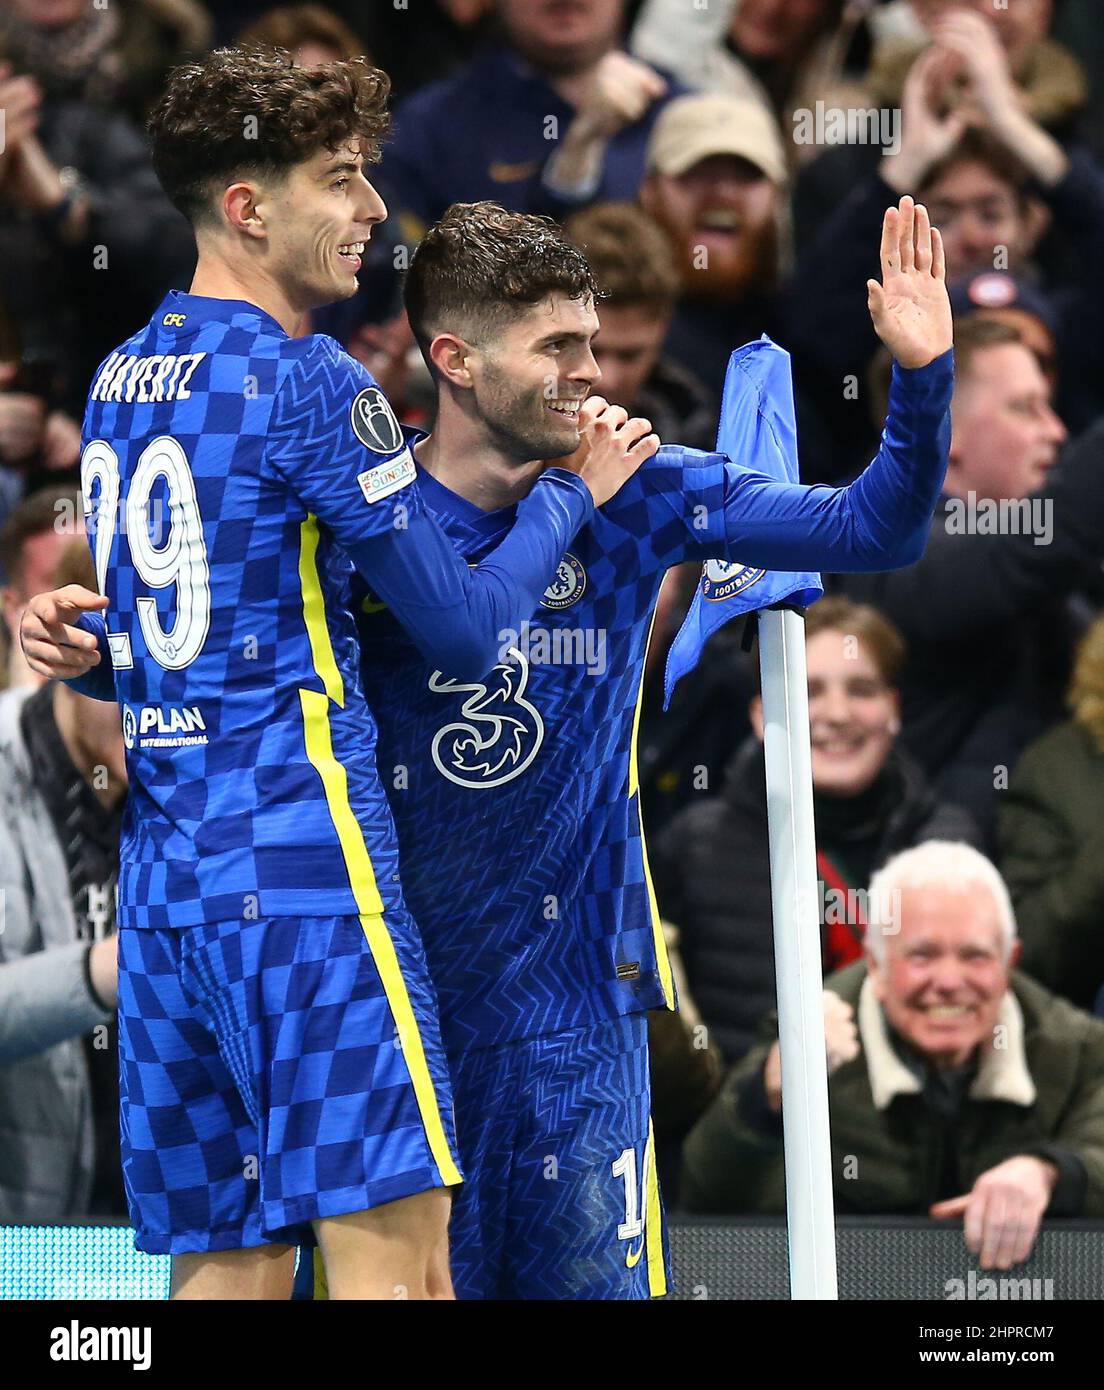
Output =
[{"x1": 3, "y1": 0, "x2": 1104, "y2": 1272}]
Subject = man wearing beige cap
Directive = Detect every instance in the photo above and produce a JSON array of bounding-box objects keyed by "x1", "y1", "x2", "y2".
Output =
[{"x1": 640, "y1": 92, "x2": 790, "y2": 395}]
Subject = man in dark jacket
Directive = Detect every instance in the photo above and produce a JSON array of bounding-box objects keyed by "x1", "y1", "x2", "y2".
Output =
[
  {"x1": 681, "y1": 842, "x2": 1104, "y2": 1270},
  {"x1": 378, "y1": 0, "x2": 679, "y2": 235},
  {"x1": 841, "y1": 316, "x2": 1100, "y2": 846}
]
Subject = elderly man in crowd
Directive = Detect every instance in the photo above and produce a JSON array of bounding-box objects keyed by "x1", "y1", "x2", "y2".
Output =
[{"x1": 681, "y1": 840, "x2": 1104, "y2": 1270}]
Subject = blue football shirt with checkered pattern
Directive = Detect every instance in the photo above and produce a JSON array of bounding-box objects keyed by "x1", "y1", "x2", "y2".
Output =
[
  {"x1": 357, "y1": 354, "x2": 953, "y2": 1052},
  {"x1": 79, "y1": 290, "x2": 427, "y2": 930}
]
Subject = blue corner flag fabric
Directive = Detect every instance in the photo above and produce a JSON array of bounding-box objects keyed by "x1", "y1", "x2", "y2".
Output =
[{"x1": 663, "y1": 337, "x2": 824, "y2": 708}]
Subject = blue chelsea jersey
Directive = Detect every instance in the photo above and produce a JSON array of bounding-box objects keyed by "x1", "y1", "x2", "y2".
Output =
[
  {"x1": 81, "y1": 291, "x2": 429, "y2": 929},
  {"x1": 357, "y1": 351, "x2": 952, "y2": 1053},
  {"x1": 357, "y1": 456, "x2": 681, "y2": 1053}
]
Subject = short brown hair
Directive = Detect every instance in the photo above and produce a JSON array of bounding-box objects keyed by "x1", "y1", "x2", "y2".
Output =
[
  {"x1": 238, "y1": 4, "x2": 366, "y2": 61},
  {"x1": 404, "y1": 201, "x2": 602, "y2": 365},
  {"x1": 920, "y1": 127, "x2": 1031, "y2": 205},
  {"x1": 0, "y1": 486, "x2": 82, "y2": 591},
  {"x1": 563, "y1": 202, "x2": 679, "y2": 315},
  {"x1": 953, "y1": 315, "x2": 1024, "y2": 386},
  {"x1": 804, "y1": 595, "x2": 906, "y2": 686},
  {"x1": 148, "y1": 45, "x2": 391, "y2": 225}
]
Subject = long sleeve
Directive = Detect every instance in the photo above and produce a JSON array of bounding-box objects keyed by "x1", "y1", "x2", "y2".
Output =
[
  {"x1": 0, "y1": 804, "x2": 112, "y2": 1061},
  {"x1": 344, "y1": 468, "x2": 593, "y2": 679},
  {"x1": 639, "y1": 349, "x2": 953, "y2": 572},
  {"x1": 0, "y1": 942, "x2": 110, "y2": 1063},
  {"x1": 68, "y1": 610, "x2": 116, "y2": 702},
  {"x1": 74, "y1": 470, "x2": 594, "y2": 688},
  {"x1": 267, "y1": 338, "x2": 594, "y2": 680}
]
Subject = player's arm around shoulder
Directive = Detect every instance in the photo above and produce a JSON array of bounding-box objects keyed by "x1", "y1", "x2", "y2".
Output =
[{"x1": 264, "y1": 332, "x2": 422, "y2": 546}]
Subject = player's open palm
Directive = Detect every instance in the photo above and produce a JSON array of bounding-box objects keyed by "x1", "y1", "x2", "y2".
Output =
[
  {"x1": 867, "y1": 195, "x2": 953, "y2": 370},
  {"x1": 20, "y1": 584, "x2": 108, "y2": 680},
  {"x1": 555, "y1": 396, "x2": 659, "y2": 508}
]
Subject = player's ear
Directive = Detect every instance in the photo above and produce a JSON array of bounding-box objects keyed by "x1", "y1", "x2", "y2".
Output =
[
  {"x1": 223, "y1": 181, "x2": 266, "y2": 239},
  {"x1": 428, "y1": 333, "x2": 475, "y2": 389}
]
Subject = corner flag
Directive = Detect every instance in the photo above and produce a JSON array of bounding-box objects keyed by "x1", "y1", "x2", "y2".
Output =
[{"x1": 663, "y1": 336, "x2": 823, "y2": 707}]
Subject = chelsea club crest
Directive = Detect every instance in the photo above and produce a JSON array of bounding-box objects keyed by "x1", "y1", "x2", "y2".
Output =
[
  {"x1": 540, "y1": 553, "x2": 586, "y2": 609},
  {"x1": 700, "y1": 559, "x2": 767, "y2": 603}
]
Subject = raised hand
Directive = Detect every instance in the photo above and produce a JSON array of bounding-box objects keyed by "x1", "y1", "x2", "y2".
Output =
[
  {"x1": 0, "y1": 65, "x2": 41, "y2": 187},
  {"x1": 570, "y1": 51, "x2": 668, "y2": 143},
  {"x1": 867, "y1": 196, "x2": 953, "y2": 370},
  {"x1": 19, "y1": 584, "x2": 109, "y2": 682}
]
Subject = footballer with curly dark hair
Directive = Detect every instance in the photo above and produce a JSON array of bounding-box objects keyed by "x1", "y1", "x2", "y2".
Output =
[{"x1": 19, "y1": 45, "x2": 653, "y2": 1301}]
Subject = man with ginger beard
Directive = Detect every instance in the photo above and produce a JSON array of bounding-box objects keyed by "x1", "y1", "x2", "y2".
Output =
[{"x1": 639, "y1": 93, "x2": 788, "y2": 402}]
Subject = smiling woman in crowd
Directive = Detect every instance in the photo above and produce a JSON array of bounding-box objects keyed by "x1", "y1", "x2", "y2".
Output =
[{"x1": 652, "y1": 595, "x2": 981, "y2": 1066}]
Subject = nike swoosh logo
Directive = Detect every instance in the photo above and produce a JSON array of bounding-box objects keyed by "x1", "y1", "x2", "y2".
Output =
[
  {"x1": 626, "y1": 1239, "x2": 644, "y2": 1268},
  {"x1": 488, "y1": 160, "x2": 542, "y2": 183}
]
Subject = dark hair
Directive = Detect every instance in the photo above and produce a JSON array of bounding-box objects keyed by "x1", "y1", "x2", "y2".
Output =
[
  {"x1": 238, "y1": 4, "x2": 366, "y2": 61},
  {"x1": 403, "y1": 202, "x2": 602, "y2": 365},
  {"x1": 953, "y1": 315, "x2": 1024, "y2": 385},
  {"x1": 563, "y1": 202, "x2": 679, "y2": 314},
  {"x1": 919, "y1": 127, "x2": 1031, "y2": 204},
  {"x1": 0, "y1": 486, "x2": 82, "y2": 592},
  {"x1": 147, "y1": 45, "x2": 391, "y2": 225}
]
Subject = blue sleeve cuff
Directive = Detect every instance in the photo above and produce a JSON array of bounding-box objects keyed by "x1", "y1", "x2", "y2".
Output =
[
  {"x1": 66, "y1": 611, "x2": 116, "y2": 702},
  {"x1": 891, "y1": 345, "x2": 955, "y2": 389}
]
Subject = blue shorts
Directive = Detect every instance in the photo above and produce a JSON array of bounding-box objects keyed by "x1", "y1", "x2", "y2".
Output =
[
  {"x1": 446, "y1": 1013, "x2": 670, "y2": 1300},
  {"x1": 117, "y1": 913, "x2": 461, "y2": 1255}
]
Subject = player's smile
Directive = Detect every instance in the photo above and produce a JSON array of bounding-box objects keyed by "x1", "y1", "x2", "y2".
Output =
[
  {"x1": 547, "y1": 395, "x2": 586, "y2": 424},
  {"x1": 337, "y1": 240, "x2": 366, "y2": 270}
]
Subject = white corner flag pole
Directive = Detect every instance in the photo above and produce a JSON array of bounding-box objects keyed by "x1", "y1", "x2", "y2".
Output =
[{"x1": 757, "y1": 606, "x2": 839, "y2": 1300}]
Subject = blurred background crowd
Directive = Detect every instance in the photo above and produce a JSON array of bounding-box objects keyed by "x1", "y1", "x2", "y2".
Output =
[{"x1": 3, "y1": 0, "x2": 1104, "y2": 1266}]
